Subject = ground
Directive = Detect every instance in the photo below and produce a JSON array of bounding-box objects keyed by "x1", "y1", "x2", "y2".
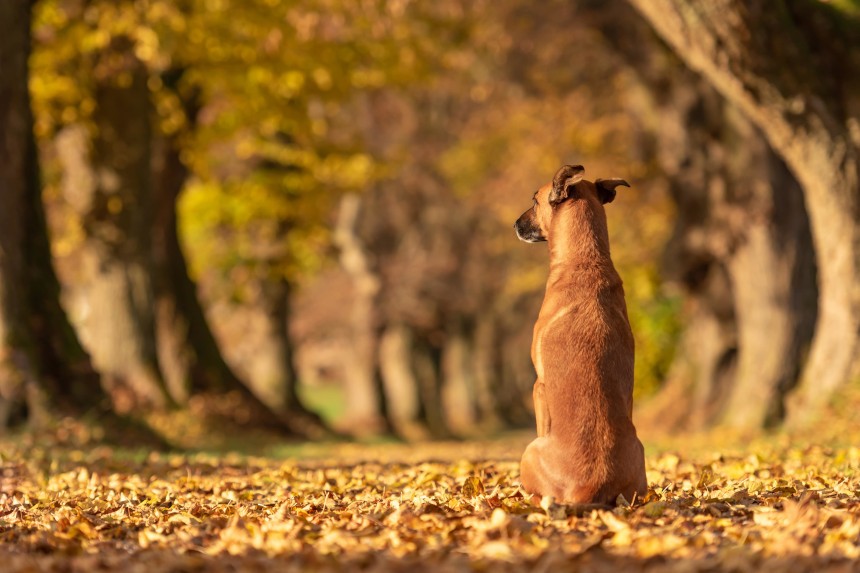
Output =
[{"x1": 1, "y1": 427, "x2": 859, "y2": 572}]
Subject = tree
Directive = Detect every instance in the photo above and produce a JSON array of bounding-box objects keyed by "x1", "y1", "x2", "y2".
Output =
[
  {"x1": 34, "y1": 0, "x2": 335, "y2": 435},
  {"x1": 176, "y1": 0, "x2": 473, "y2": 437},
  {"x1": 633, "y1": 78, "x2": 817, "y2": 430},
  {"x1": 81, "y1": 32, "x2": 172, "y2": 411},
  {"x1": 150, "y1": 73, "x2": 328, "y2": 435},
  {"x1": 0, "y1": 0, "x2": 113, "y2": 429},
  {"x1": 587, "y1": 2, "x2": 818, "y2": 430},
  {"x1": 627, "y1": 0, "x2": 860, "y2": 426}
]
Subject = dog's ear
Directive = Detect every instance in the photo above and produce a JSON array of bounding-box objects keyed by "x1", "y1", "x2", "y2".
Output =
[
  {"x1": 549, "y1": 164, "x2": 585, "y2": 206},
  {"x1": 594, "y1": 178, "x2": 629, "y2": 204}
]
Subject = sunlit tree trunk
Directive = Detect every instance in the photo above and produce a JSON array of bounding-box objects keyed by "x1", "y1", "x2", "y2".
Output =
[
  {"x1": 0, "y1": 0, "x2": 111, "y2": 428},
  {"x1": 333, "y1": 194, "x2": 392, "y2": 435},
  {"x1": 379, "y1": 324, "x2": 425, "y2": 438},
  {"x1": 627, "y1": 0, "x2": 860, "y2": 427},
  {"x1": 721, "y1": 127, "x2": 818, "y2": 428},
  {"x1": 67, "y1": 38, "x2": 171, "y2": 412},
  {"x1": 150, "y1": 127, "x2": 275, "y2": 414}
]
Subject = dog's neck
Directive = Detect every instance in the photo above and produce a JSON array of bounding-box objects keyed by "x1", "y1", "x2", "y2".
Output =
[{"x1": 547, "y1": 198, "x2": 612, "y2": 278}]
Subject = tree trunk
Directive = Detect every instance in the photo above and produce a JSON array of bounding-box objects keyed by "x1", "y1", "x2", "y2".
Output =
[
  {"x1": 0, "y1": 0, "x2": 34, "y2": 426},
  {"x1": 471, "y1": 313, "x2": 503, "y2": 431},
  {"x1": 441, "y1": 320, "x2": 478, "y2": 434},
  {"x1": 721, "y1": 120, "x2": 818, "y2": 428},
  {"x1": 149, "y1": 79, "x2": 300, "y2": 432},
  {"x1": 411, "y1": 333, "x2": 453, "y2": 439},
  {"x1": 152, "y1": 129, "x2": 196, "y2": 405},
  {"x1": 62, "y1": 37, "x2": 171, "y2": 412},
  {"x1": 633, "y1": 70, "x2": 817, "y2": 431},
  {"x1": 492, "y1": 298, "x2": 539, "y2": 429},
  {"x1": 643, "y1": 295, "x2": 737, "y2": 432},
  {"x1": 378, "y1": 323, "x2": 454, "y2": 440},
  {"x1": 254, "y1": 279, "x2": 331, "y2": 438},
  {"x1": 379, "y1": 324, "x2": 427, "y2": 439},
  {"x1": 0, "y1": 0, "x2": 113, "y2": 429},
  {"x1": 333, "y1": 194, "x2": 392, "y2": 435},
  {"x1": 627, "y1": 0, "x2": 860, "y2": 426}
]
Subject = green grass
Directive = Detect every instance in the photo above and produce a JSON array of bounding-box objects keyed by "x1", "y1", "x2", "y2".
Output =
[{"x1": 297, "y1": 382, "x2": 347, "y2": 425}]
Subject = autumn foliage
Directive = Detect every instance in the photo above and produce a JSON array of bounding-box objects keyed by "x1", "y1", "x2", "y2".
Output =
[{"x1": 2, "y1": 433, "x2": 860, "y2": 571}]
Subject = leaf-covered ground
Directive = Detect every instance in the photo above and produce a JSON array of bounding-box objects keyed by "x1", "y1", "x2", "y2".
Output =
[{"x1": 1, "y1": 431, "x2": 859, "y2": 572}]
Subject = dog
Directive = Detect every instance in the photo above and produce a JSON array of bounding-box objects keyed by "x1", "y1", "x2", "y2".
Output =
[{"x1": 514, "y1": 164, "x2": 647, "y2": 505}]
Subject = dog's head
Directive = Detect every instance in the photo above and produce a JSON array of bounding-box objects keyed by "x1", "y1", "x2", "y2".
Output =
[{"x1": 514, "y1": 164, "x2": 629, "y2": 243}]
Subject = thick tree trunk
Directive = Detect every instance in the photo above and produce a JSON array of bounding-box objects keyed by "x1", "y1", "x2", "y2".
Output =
[
  {"x1": 627, "y1": 0, "x2": 860, "y2": 426},
  {"x1": 63, "y1": 38, "x2": 172, "y2": 412},
  {"x1": 149, "y1": 84, "x2": 299, "y2": 432},
  {"x1": 0, "y1": 0, "x2": 33, "y2": 425},
  {"x1": 721, "y1": 125, "x2": 818, "y2": 427},
  {"x1": 377, "y1": 323, "x2": 456, "y2": 440},
  {"x1": 0, "y1": 0, "x2": 113, "y2": 429},
  {"x1": 635, "y1": 73, "x2": 817, "y2": 431},
  {"x1": 643, "y1": 295, "x2": 737, "y2": 432},
  {"x1": 152, "y1": 131, "x2": 196, "y2": 404}
]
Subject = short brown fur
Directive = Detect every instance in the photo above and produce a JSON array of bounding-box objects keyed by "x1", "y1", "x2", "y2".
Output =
[{"x1": 514, "y1": 164, "x2": 647, "y2": 505}]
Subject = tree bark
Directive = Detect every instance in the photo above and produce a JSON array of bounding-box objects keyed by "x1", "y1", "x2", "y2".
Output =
[
  {"x1": 627, "y1": 0, "x2": 860, "y2": 426},
  {"x1": 646, "y1": 84, "x2": 817, "y2": 430},
  {"x1": 376, "y1": 323, "x2": 455, "y2": 441},
  {"x1": 411, "y1": 332, "x2": 453, "y2": 439},
  {"x1": 0, "y1": 0, "x2": 113, "y2": 429},
  {"x1": 470, "y1": 313, "x2": 503, "y2": 431},
  {"x1": 721, "y1": 121, "x2": 818, "y2": 428},
  {"x1": 441, "y1": 319, "x2": 478, "y2": 434},
  {"x1": 149, "y1": 78, "x2": 302, "y2": 433},
  {"x1": 378, "y1": 324, "x2": 430, "y2": 439},
  {"x1": 0, "y1": 0, "x2": 34, "y2": 426},
  {"x1": 152, "y1": 127, "x2": 197, "y2": 405},
  {"x1": 61, "y1": 36, "x2": 172, "y2": 412},
  {"x1": 254, "y1": 278, "x2": 331, "y2": 438},
  {"x1": 333, "y1": 193, "x2": 392, "y2": 435}
]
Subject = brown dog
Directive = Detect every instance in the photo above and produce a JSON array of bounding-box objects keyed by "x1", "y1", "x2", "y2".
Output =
[{"x1": 514, "y1": 164, "x2": 647, "y2": 505}]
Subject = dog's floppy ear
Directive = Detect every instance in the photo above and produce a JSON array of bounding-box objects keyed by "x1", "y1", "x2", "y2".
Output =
[
  {"x1": 594, "y1": 178, "x2": 629, "y2": 204},
  {"x1": 549, "y1": 164, "x2": 585, "y2": 206}
]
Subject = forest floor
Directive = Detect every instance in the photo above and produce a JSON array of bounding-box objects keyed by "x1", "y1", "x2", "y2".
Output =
[{"x1": 0, "y1": 424, "x2": 859, "y2": 572}]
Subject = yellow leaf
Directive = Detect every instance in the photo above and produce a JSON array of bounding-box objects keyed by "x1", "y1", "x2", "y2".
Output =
[
  {"x1": 697, "y1": 465, "x2": 715, "y2": 490},
  {"x1": 462, "y1": 476, "x2": 485, "y2": 498}
]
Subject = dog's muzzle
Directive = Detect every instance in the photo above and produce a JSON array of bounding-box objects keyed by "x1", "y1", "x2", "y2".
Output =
[{"x1": 514, "y1": 218, "x2": 546, "y2": 243}]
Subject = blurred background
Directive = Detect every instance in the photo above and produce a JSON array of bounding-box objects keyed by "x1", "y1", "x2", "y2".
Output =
[{"x1": 1, "y1": 0, "x2": 858, "y2": 448}]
